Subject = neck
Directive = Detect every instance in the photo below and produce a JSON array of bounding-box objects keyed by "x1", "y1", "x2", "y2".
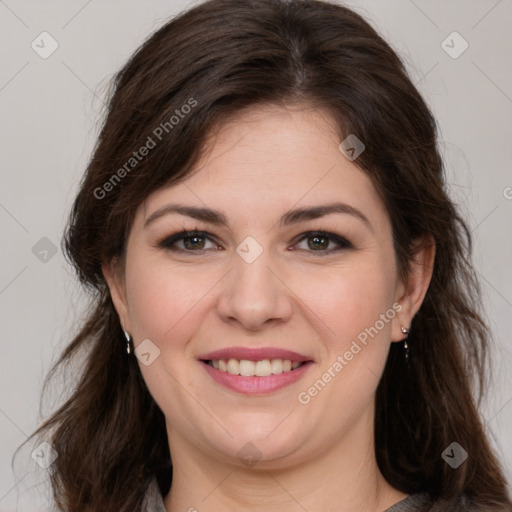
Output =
[{"x1": 163, "y1": 411, "x2": 407, "y2": 512}]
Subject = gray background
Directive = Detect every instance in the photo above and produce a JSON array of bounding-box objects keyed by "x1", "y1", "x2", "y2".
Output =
[{"x1": 1, "y1": 0, "x2": 511, "y2": 509}]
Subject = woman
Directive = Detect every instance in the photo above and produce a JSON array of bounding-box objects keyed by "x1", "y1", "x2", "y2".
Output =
[{"x1": 24, "y1": 0, "x2": 512, "y2": 510}]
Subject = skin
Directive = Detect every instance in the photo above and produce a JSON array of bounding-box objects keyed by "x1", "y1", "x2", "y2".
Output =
[{"x1": 104, "y1": 104, "x2": 435, "y2": 512}]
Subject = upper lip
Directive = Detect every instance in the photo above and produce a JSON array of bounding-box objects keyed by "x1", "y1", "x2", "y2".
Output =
[{"x1": 198, "y1": 347, "x2": 313, "y2": 362}]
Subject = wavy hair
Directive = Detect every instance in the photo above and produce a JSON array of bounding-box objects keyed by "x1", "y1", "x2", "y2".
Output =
[{"x1": 21, "y1": 0, "x2": 511, "y2": 510}]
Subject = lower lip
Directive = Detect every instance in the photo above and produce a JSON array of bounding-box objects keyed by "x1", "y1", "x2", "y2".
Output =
[{"x1": 200, "y1": 360, "x2": 314, "y2": 395}]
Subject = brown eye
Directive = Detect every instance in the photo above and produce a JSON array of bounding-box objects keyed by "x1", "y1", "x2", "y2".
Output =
[
  {"x1": 159, "y1": 230, "x2": 219, "y2": 252},
  {"x1": 308, "y1": 234, "x2": 330, "y2": 250},
  {"x1": 182, "y1": 234, "x2": 206, "y2": 250},
  {"x1": 294, "y1": 231, "x2": 353, "y2": 254},
  {"x1": 158, "y1": 229, "x2": 352, "y2": 256}
]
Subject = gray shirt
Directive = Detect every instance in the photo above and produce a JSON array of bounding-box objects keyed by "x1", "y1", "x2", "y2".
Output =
[{"x1": 140, "y1": 478, "x2": 472, "y2": 511}]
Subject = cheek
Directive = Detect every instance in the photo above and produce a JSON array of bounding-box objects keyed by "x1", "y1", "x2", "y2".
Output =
[
  {"x1": 293, "y1": 258, "x2": 396, "y2": 347},
  {"x1": 123, "y1": 255, "x2": 214, "y2": 411},
  {"x1": 125, "y1": 247, "x2": 397, "y2": 348},
  {"x1": 124, "y1": 252, "x2": 218, "y2": 344},
  {"x1": 293, "y1": 264, "x2": 396, "y2": 423}
]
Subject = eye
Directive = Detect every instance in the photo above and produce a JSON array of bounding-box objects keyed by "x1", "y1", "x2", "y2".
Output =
[
  {"x1": 158, "y1": 229, "x2": 353, "y2": 255},
  {"x1": 292, "y1": 231, "x2": 353, "y2": 255},
  {"x1": 158, "y1": 230, "x2": 220, "y2": 252}
]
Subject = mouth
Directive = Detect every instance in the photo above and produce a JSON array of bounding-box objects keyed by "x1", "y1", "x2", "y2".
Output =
[
  {"x1": 197, "y1": 347, "x2": 314, "y2": 395},
  {"x1": 202, "y1": 358, "x2": 307, "y2": 376}
]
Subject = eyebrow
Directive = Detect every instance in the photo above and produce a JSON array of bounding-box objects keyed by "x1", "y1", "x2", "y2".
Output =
[{"x1": 143, "y1": 202, "x2": 373, "y2": 232}]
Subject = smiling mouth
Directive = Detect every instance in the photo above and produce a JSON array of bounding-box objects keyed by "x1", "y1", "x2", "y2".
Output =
[{"x1": 202, "y1": 358, "x2": 308, "y2": 377}]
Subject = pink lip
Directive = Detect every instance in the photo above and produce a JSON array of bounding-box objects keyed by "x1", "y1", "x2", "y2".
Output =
[
  {"x1": 197, "y1": 346, "x2": 312, "y2": 362},
  {"x1": 200, "y1": 360, "x2": 314, "y2": 395}
]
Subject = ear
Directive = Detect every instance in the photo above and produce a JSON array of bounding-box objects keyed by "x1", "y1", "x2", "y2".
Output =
[
  {"x1": 102, "y1": 257, "x2": 131, "y2": 333},
  {"x1": 391, "y1": 235, "x2": 435, "y2": 342}
]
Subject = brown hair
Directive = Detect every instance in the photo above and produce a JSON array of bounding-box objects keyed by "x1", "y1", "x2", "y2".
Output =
[{"x1": 21, "y1": 0, "x2": 511, "y2": 510}]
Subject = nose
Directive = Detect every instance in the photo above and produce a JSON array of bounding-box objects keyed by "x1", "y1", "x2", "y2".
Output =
[{"x1": 216, "y1": 246, "x2": 293, "y2": 331}]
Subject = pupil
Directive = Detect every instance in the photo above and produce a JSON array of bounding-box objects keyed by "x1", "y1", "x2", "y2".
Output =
[
  {"x1": 309, "y1": 235, "x2": 328, "y2": 250},
  {"x1": 185, "y1": 236, "x2": 204, "y2": 250}
]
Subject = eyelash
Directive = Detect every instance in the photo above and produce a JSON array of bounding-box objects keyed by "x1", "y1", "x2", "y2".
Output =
[{"x1": 157, "y1": 227, "x2": 353, "y2": 256}]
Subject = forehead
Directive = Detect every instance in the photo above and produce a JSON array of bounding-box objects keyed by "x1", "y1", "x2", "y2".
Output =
[{"x1": 138, "y1": 104, "x2": 390, "y2": 234}]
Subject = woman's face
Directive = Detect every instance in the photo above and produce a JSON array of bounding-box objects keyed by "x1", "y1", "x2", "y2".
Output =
[{"x1": 107, "y1": 104, "x2": 413, "y2": 469}]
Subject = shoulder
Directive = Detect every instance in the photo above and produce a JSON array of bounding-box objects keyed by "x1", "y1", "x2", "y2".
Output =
[
  {"x1": 140, "y1": 481, "x2": 511, "y2": 512},
  {"x1": 385, "y1": 491, "x2": 510, "y2": 512},
  {"x1": 428, "y1": 493, "x2": 512, "y2": 512},
  {"x1": 140, "y1": 477, "x2": 167, "y2": 512},
  {"x1": 384, "y1": 492, "x2": 432, "y2": 512}
]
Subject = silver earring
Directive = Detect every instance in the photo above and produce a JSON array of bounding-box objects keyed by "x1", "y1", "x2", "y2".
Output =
[
  {"x1": 401, "y1": 326, "x2": 409, "y2": 363},
  {"x1": 124, "y1": 331, "x2": 133, "y2": 355}
]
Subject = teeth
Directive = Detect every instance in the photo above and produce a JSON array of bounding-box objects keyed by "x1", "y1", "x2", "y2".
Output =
[
  {"x1": 239, "y1": 360, "x2": 255, "y2": 376},
  {"x1": 207, "y1": 358, "x2": 305, "y2": 376},
  {"x1": 271, "y1": 359, "x2": 282, "y2": 374},
  {"x1": 227, "y1": 359, "x2": 239, "y2": 375},
  {"x1": 255, "y1": 360, "x2": 272, "y2": 376}
]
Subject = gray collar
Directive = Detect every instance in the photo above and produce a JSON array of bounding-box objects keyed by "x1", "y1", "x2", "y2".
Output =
[
  {"x1": 141, "y1": 478, "x2": 434, "y2": 512},
  {"x1": 141, "y1": 478, "x2": 167, "y2": 512}
]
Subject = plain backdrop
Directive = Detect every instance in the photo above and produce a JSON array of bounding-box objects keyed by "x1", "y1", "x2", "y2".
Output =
[{"x1": 1, "y1": 0, "x2": 511, "y2": 509}]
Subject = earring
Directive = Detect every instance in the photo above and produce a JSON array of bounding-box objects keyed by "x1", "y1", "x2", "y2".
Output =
[
  {"x1": 401, "y1": 326, "x2": 409, "y2": 364},
  {"x1": 124, "y1": 331, "x2": 133, "y2": 355}
]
